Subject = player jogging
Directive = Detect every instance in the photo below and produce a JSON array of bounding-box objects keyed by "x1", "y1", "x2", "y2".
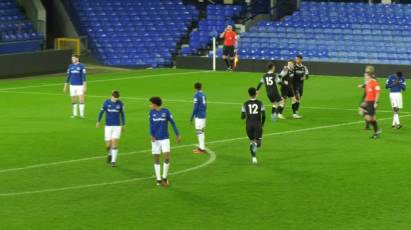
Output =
[
  {"x1": 292, "y1": 54, "x2": 309, "y2": 117},
  {"x1": 278, "y1": 61, "x2": 300, "y2": 119},
  {"x1": 256, "y1": 63, "x2": 283, "y2": 122},
  {"x1": 149, "y1": 97, "x2": 181, "y2": 187},
  {"x1": 362, "y1": 68, "x2": 382, "y2": 139},
  {"x1": 242, "y1": 87, "x2": 266, "y2": 164},
  {"x1": 64, "y1": 54, "x2": 87, "y2": 118},
  {"x1": 191, "y1": 82, "x2": 207, "y2": 154},
  {"x1": 386, "y1": 72, "x2": 406, "y2": 129},
  {"x1": 96, "y1": 90, "x2": 125, "y2": 167},
  {"x1": 220, "y1": 25, "x2": 238, "y2": 71}
]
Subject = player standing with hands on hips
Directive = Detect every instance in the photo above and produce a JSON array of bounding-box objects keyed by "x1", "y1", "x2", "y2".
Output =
[
  {"x1": 64, "y1": 54, "x2": 87, "y2": 118},
  {"x1": 386, "y1": 72, "x2": 406, "y2": 129},
  {"x1": 220, "y1": 25, "x2": 238, "y2": 71},
  {"x1": 149, "y1": 97, "x2": 181, "y2": 187}
]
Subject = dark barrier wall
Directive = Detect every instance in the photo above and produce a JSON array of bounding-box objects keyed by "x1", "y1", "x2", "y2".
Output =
[
  {"x1": 0, "y1": 49, "x2": 72, "y2": 79},
  {"x1": 176, "y1": 56, "x2": 411, "y2": 78}
]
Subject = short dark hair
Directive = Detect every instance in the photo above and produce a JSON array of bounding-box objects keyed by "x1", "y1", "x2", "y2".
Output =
[
  {"x1": 112, "y1": 90, "x2": 120, "y2": 98},
  {"x1": 267, "y1": 63, "x2": 275, "y2": 70},
  {"x1": 194, "y1": 82, "x2": 202, "y2": 90},
  {"x1": 72, "y1": 54, "x2": 80, "y2": 59},
  {"x1": 150, "y1": 96, "x2": 162, "y2": 106},
  {"x1": 397, "y1": 72, "x2": 403, "y2": 77},
  {"x1": 296, "y1": 54, "x2": 303, "y2": 59},
  {"x1": 248, "y1": 87, "x2": 257, "y2": 97}
]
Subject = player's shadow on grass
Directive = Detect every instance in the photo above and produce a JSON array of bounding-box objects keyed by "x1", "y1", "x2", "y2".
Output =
[
  {"x1": 166, "y1": 185, "x2": 226, "y2": 208},
  {"x1": 113, "y1": 165, "x2": 151, "y2": 178}
]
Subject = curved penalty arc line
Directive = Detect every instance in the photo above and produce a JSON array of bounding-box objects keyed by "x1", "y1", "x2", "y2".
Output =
[{"x1": 0, "y1": 148, "x2": 216, "y2": 197}]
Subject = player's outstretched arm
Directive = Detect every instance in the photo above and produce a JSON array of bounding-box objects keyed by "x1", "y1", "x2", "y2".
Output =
[{"x1": 256, "y1": 80, "x2": 264, "y2": 91}]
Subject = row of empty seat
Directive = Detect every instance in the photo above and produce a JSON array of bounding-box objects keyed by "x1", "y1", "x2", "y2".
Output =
[
  {"x1": 0, "y1": 0, "x2": 43, "y2": 54},
  {"x1": 237, "y1": 1, "x2": 411, "y2": 65},
  {"x1": 73, "y1": 0, "x2": 198, "y2": 67}
]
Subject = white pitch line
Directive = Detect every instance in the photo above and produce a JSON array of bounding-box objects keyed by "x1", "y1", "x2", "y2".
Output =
[
  {"x1": 0, "y1": 114, "x2": 409, "y2": 196},
  {"x1": 0, "y1": 70, "x2": 210, "y2": 91},
  {"x1": 1, "y1": 114, "x2": 410, "y2": 175},
  {"x1": 0, "y1": 90, "x2": 407, "y2": 114},
  {"x1": 0, "y1": 143, "x2": 198, "y2": 174},
  {"x1": 0, "y1": 147, "x2": 216, "y2": 197}
]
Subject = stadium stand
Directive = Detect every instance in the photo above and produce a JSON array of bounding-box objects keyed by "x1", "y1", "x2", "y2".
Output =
[
  {"x1": 0, "y1": 0, "x2": 43, "y2": 54},
  {"x1": 71, "y1": 0, "x2": 199, "y2": 67},
  {"x1": 184, "y1": 4, "x2": 242, "y2": 56},
  {"x1": 238, "y1": 1, "x2": 411, "y2": 65}
]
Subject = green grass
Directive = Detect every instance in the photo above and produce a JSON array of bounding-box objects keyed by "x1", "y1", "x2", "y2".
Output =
[{"x1": 0, "y1": 69, "x2": 410, "y2": 230}]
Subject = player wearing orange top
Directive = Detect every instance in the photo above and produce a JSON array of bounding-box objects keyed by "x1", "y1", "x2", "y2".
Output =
[
  {"x1": 220, "y1": 25, "x2": 237, "y2": 71},
  {"x1": 361, "y1": 67, "x2": 382, "y2": 139}
]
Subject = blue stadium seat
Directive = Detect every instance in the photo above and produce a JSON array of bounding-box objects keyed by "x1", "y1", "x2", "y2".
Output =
[
  {"x1": 72, "y1": 0, "x2": 198, "y2": 67},
  {"x1": 238, "y1": 1, "x2": 411, "y2": 64}
]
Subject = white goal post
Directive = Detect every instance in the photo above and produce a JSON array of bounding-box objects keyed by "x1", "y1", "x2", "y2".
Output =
[{"x1": 212, "y1": 37, "x2": 216, "y2": 71}]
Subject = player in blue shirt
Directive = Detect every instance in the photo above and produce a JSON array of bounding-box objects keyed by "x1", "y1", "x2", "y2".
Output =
[
  {"x1": 386, "y1": 72, "x2": 406, "y2": 129},
  {"x1": 149, "y1": 96, "x2": 181, "y2": 186},
  {"x1": 96, "y1": 90, "x2": 126, "y2": 167},
  {"x1": 63, "y1": 55, "x2": 87, "y2": 118},
  {"x1": 190, "y1": 82, "x2": 207, "y2": 154}
]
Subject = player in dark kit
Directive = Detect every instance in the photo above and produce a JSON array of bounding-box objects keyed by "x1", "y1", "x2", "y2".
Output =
[
  {"x1": 292, "y1": 55, "x2": 309, "y2": 117},
  {"x1": 256, "y1": 63, "x2": 284, "y2": 122},
  {"x1": 278, "y1": 60, "x2": 300, "y2": 119},
  {"x1": 241, "y1": 87, "x2": 266, "y2": 164}
]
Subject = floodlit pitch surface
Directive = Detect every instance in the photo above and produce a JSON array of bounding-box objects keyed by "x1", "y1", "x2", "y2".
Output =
[{"x1": 0, "y1": 69, "x2": 410, "y2": 230}]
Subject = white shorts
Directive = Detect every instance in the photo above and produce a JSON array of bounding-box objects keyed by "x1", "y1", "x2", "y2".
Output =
[
  {"x1": 151, "y1": 139, "x2": 170, "y2": 155},
  {"x1": 390, "y1": 93, "x2": 403, "y2": 109},
  {"x1": 105, "y1": 126, "x2": 122, "y2": 141},
  {"x1": 195, "y1": 118, "x2": 206, "y2": 130},
  {"x1": 70, "y1": 85, "x2": 84, "y2": 97}
]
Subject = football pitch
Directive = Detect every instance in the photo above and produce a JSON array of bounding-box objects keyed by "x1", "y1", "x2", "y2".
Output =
[{"x1": 0, "y1": 68, "x2": 410, "y2": 230}]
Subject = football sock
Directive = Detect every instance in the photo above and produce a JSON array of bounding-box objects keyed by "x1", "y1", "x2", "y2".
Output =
[
  {"x1": 106, "y1": 146, "x2": 111, "y2": 155},
  {"x1": 230, "y1": 59, "x2": 234, "y2": 69},
  {"x1": 365, "y1": 120, "x2": 370, "y2": 129},
  {"x1": 371, "y1": 121, "x2": 379, "y2": 133},
  {"x1": 72, "y1": 103, "x2": 78, "y2": 116},
  {"x1": 277, "y1": 106, "x2": 284, "y2": 114},
  {"x1": 394, "y1": 112, "x2": 400, "y2": 125},
  {"x1": 249, "y1": 143, "x2": 257, "y2": 157},
  {"x1": 79, "y1": 103, "x2": 85, "y2": 117},
  {"x1": 198, "y1": 131, "x2": 205, "y2": 150},
  {"x1": 163, "y1": 162, "x2": 170, "y2": 179},
  {"x1": 292, "y1": 103, "x2": 298, "y2": 114},
  {"x1": 224, "y1": 59, "x2": 230, "y2": 68},
  {"x1": 154, "y1": 164, "x2": 161, "y2": 181},
  {"x1": 295, "y1": 102, "x2": 300, "y2": 112},
  {"x1": 111, "y1": 148, "x2": 118, "y2": 163}
]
